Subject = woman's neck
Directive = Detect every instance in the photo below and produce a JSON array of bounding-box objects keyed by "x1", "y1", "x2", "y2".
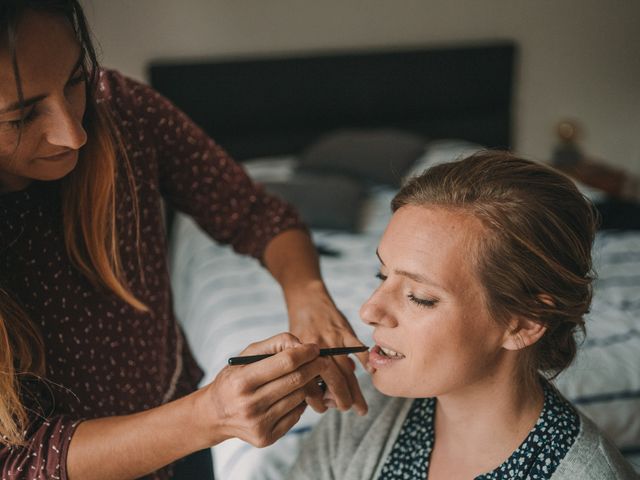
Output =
[{"x1": 431, "y1": 371, "x2": 544, "y2": 475}]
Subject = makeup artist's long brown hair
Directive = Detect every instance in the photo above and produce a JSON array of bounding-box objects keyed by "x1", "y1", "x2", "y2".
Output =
[
  {"x1": 393, "y1": 151, "x2": 599, "y2": 390},
  {"x1": 0, "y1": 0, "x2": 146, "y2": 446}
]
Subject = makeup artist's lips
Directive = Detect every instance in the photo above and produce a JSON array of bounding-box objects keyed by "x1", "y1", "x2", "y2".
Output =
[
  {"x1": 36, "y1": 149, "x2": 77, "y2": 162},
  {"x1": 368, "y1": 344, "x2": 405, "y2": 369}
]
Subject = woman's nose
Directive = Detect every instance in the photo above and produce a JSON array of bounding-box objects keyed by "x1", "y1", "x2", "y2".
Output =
[
  {"x1": 360, "y1": 292, "x2": 397, "y2": 328},
  {"x1": 45, "y1": 101, "x2": 87, "y2": 151}
]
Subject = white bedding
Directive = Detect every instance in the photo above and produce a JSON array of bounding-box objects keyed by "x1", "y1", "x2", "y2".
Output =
[{"x1": 169, "y1": 141, "x2": 640, "y2": 478}]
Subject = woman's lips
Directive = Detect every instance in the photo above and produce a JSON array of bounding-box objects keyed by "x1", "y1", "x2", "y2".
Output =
[
  {"x1": 368, "y1": 344, "x2": 405, "y2": 370},
  {"x1": 37, "y1": 149, "x2": 76, "y2": 162}
]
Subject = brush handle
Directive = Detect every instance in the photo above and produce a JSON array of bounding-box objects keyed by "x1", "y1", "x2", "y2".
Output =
[{"x1": 228, "y1": 345, "x2": 368, "y2": 366}]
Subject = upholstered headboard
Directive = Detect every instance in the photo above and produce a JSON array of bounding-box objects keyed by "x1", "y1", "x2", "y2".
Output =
[{"x1": 148, "y1": 43, "x2": 516, "y2": 160}]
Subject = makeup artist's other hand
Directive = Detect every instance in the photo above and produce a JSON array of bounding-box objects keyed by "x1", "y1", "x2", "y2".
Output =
[
  {"x1": 196, "y1": 333, "x2": 321, "y2": 448},
  {"x1": 287, "y1": 281, "x2": 369, "y2": 416}
]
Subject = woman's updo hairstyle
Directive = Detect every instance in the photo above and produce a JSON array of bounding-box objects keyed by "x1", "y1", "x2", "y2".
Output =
[{"x1": 392, "y1": 151, "x2": 599, "y2": 385}]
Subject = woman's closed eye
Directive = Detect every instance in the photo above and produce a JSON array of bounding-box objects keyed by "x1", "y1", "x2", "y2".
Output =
[
  {"x1": 408, "y1": 294, "x2": 438, "y2": 308},
  {"x1": 3, "y1": 72, "x2": 85, "y2": 131},
  {"x1": 375, "y1": 271, "x2": 438, "y2": 308},
  {"x1": 67, "y1": 71, "x2": 86, "y2": 88},
  {"x1": 5, "y1": 107, "x2": 37, "y2": 130}
]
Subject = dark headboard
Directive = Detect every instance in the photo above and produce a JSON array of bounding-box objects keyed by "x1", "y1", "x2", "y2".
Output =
[{"x1": 148, "y1": 43, "x2": 516, "y2": 160}]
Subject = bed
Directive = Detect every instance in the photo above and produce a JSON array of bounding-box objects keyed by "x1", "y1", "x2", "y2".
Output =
[{"x1": 148, "y1": 43, "x2": 640, "y2": 478}]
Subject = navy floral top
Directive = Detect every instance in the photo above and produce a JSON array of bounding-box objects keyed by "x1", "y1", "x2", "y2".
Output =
[{"x1": 378, "y1": 381, "x2": 580, "y2": 479}]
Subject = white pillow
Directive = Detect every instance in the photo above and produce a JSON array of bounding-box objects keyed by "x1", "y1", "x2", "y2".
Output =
[{"x1": 404, "y1": 138, "x2": 483, "y2": 180}]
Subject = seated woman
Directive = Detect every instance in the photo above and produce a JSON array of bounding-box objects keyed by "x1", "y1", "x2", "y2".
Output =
[{"x1": 288, "y1": 151, "x2": 637, "y2": 480}]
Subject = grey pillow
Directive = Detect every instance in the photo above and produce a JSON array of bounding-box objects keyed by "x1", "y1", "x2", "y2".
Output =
[
  {"x1": 262, "y1": 173, "x2": 365, "y2": 232},
  {"x1": 298, "y1": 129, "x2": 426, "y2": 187}
]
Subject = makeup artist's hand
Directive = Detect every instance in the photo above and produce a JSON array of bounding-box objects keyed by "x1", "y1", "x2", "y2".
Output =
[
  {"x1": 195, "y1": 333, "x2": 322, "y2": 448},
  {"x1": 287, "y1": 282, "x2": 369, "y2": 417},
  {"x1": 262, "y1": 228, "x2": 368, "y2": 416}
]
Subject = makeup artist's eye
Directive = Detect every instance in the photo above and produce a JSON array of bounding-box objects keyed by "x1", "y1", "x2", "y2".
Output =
[
  {"x1": 68, "y1": 72, "x2": 86, "y2": 87},
  {"x1": 408, "y1": 293, "x2": 438, "y2": 308},
  {"x1": 6, "y1": 107, "x2": 37, "y2": 129},
  {"x1": 375, "y1": 271, "x2": 387, "y2": 281}
]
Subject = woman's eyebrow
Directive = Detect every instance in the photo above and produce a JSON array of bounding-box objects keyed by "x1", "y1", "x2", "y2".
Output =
[
  {"x1": 376, "y1": 248, "x2": 448, "y2": 291},
  {"x1": 0, "y1": 50, "x2": 85, "y2": 115}
]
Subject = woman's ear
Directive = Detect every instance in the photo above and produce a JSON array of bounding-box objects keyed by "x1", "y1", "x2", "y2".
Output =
[
  {"x1": 503, "y1": 294, "x2": 554, "y2": 350},
  {"x1": 502, "y1": 317, "x2": 547, "y2": 351}
]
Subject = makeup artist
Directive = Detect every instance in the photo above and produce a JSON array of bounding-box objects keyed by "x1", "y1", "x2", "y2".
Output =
[{"x1": 0, "y1": 1, "x2": 367, "y2": 479}]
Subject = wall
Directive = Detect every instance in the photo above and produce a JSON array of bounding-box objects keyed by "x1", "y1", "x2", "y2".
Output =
[{"x1": 82, "y1": 0, "x2": 640, "y2": 173}]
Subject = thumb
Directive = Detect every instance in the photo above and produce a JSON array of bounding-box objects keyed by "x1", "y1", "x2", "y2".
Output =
[{"x1": 240, "y1": 332, "x2": 302, "y2": 356}]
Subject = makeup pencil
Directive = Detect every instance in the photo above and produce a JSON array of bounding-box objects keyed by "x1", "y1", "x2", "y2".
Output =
[{"x1": 228, "y1": 345, "x2": 369, "y2": 366}]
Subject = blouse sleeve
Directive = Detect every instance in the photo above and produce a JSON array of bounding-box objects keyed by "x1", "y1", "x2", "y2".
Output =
[
  {"x1": 0, "y1": 416, "x2": 82, "y2": 480},
  {"x1": 101, "y1": 70, "x2": 307, "y2": 260}
]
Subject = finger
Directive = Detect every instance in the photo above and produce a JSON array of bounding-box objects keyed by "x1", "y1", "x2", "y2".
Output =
[
  {"x1": 240, "y1": 332, "x2": 302, "y2": 356},
  {"x1": 333, "y1": 355, "x2": 368, "y2": 415},
  {"x1": 324, "y1": 398, "x2": 337, "y2": 409},
  {"x1": 338, "y1": 330, "x2": 369, "y2": 371},
  {"x1": 355, "y1": 349, "x2": 370, "y2": 371},
  {"x1": 248, "y1": 389, "x2": 308, "y2": 447},
  {"x1": 346, "y1": 357, "x2": 356, "y2": 372},
  {"x1": 254, "y1": 356, "x2": 324, "y2": 406},
  {"x1": 265, "y1": 388, "x2": 307, "y2": 426},
  {"x1": 242, "y1": 343, "x2": 320, "y2": 389},
  {"x1": 268, "y1": 400, "x2": 308, "y2": 446},
  {"x1": 317, "y1": 357, "x2": 353, "y2": 412}
]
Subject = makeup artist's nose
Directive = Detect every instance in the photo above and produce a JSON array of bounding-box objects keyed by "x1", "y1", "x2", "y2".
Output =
[
  {"x1": 360, "y1": 291, "x2": 397, "y2": 328},
  {"x1": 45, "y1": 99, "x2": 87, "y2": 150}
]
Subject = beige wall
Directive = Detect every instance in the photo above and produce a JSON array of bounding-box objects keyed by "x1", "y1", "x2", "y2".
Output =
[{"x1": 82, "y1": 0, "x2": 640, "y2": 173}]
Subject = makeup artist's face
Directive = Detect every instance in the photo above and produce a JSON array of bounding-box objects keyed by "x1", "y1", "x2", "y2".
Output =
[
  {"x1": 360, "y1": 205, "x2": 511, "y2": 398},
  {"x1": 0, "y1": 11, "x2": 87, "y2": 193}
]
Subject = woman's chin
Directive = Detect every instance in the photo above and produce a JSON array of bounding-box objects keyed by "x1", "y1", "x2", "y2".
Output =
[
  {"x1": 371, "y1": 373, "x2": 439, "y2": 399},
  {"x1": 371, "y1": 372, "x2": 409, "y2": 397}
]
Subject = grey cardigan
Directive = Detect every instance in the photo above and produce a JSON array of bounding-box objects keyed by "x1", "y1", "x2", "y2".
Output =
[{"x1": 287, "y1": 384, "x2": 638, "y2": 480}]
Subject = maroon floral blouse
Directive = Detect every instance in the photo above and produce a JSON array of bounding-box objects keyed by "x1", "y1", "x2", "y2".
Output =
[{"x1": 0, "y1": 69, "x2": 305, "y2": 479}]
